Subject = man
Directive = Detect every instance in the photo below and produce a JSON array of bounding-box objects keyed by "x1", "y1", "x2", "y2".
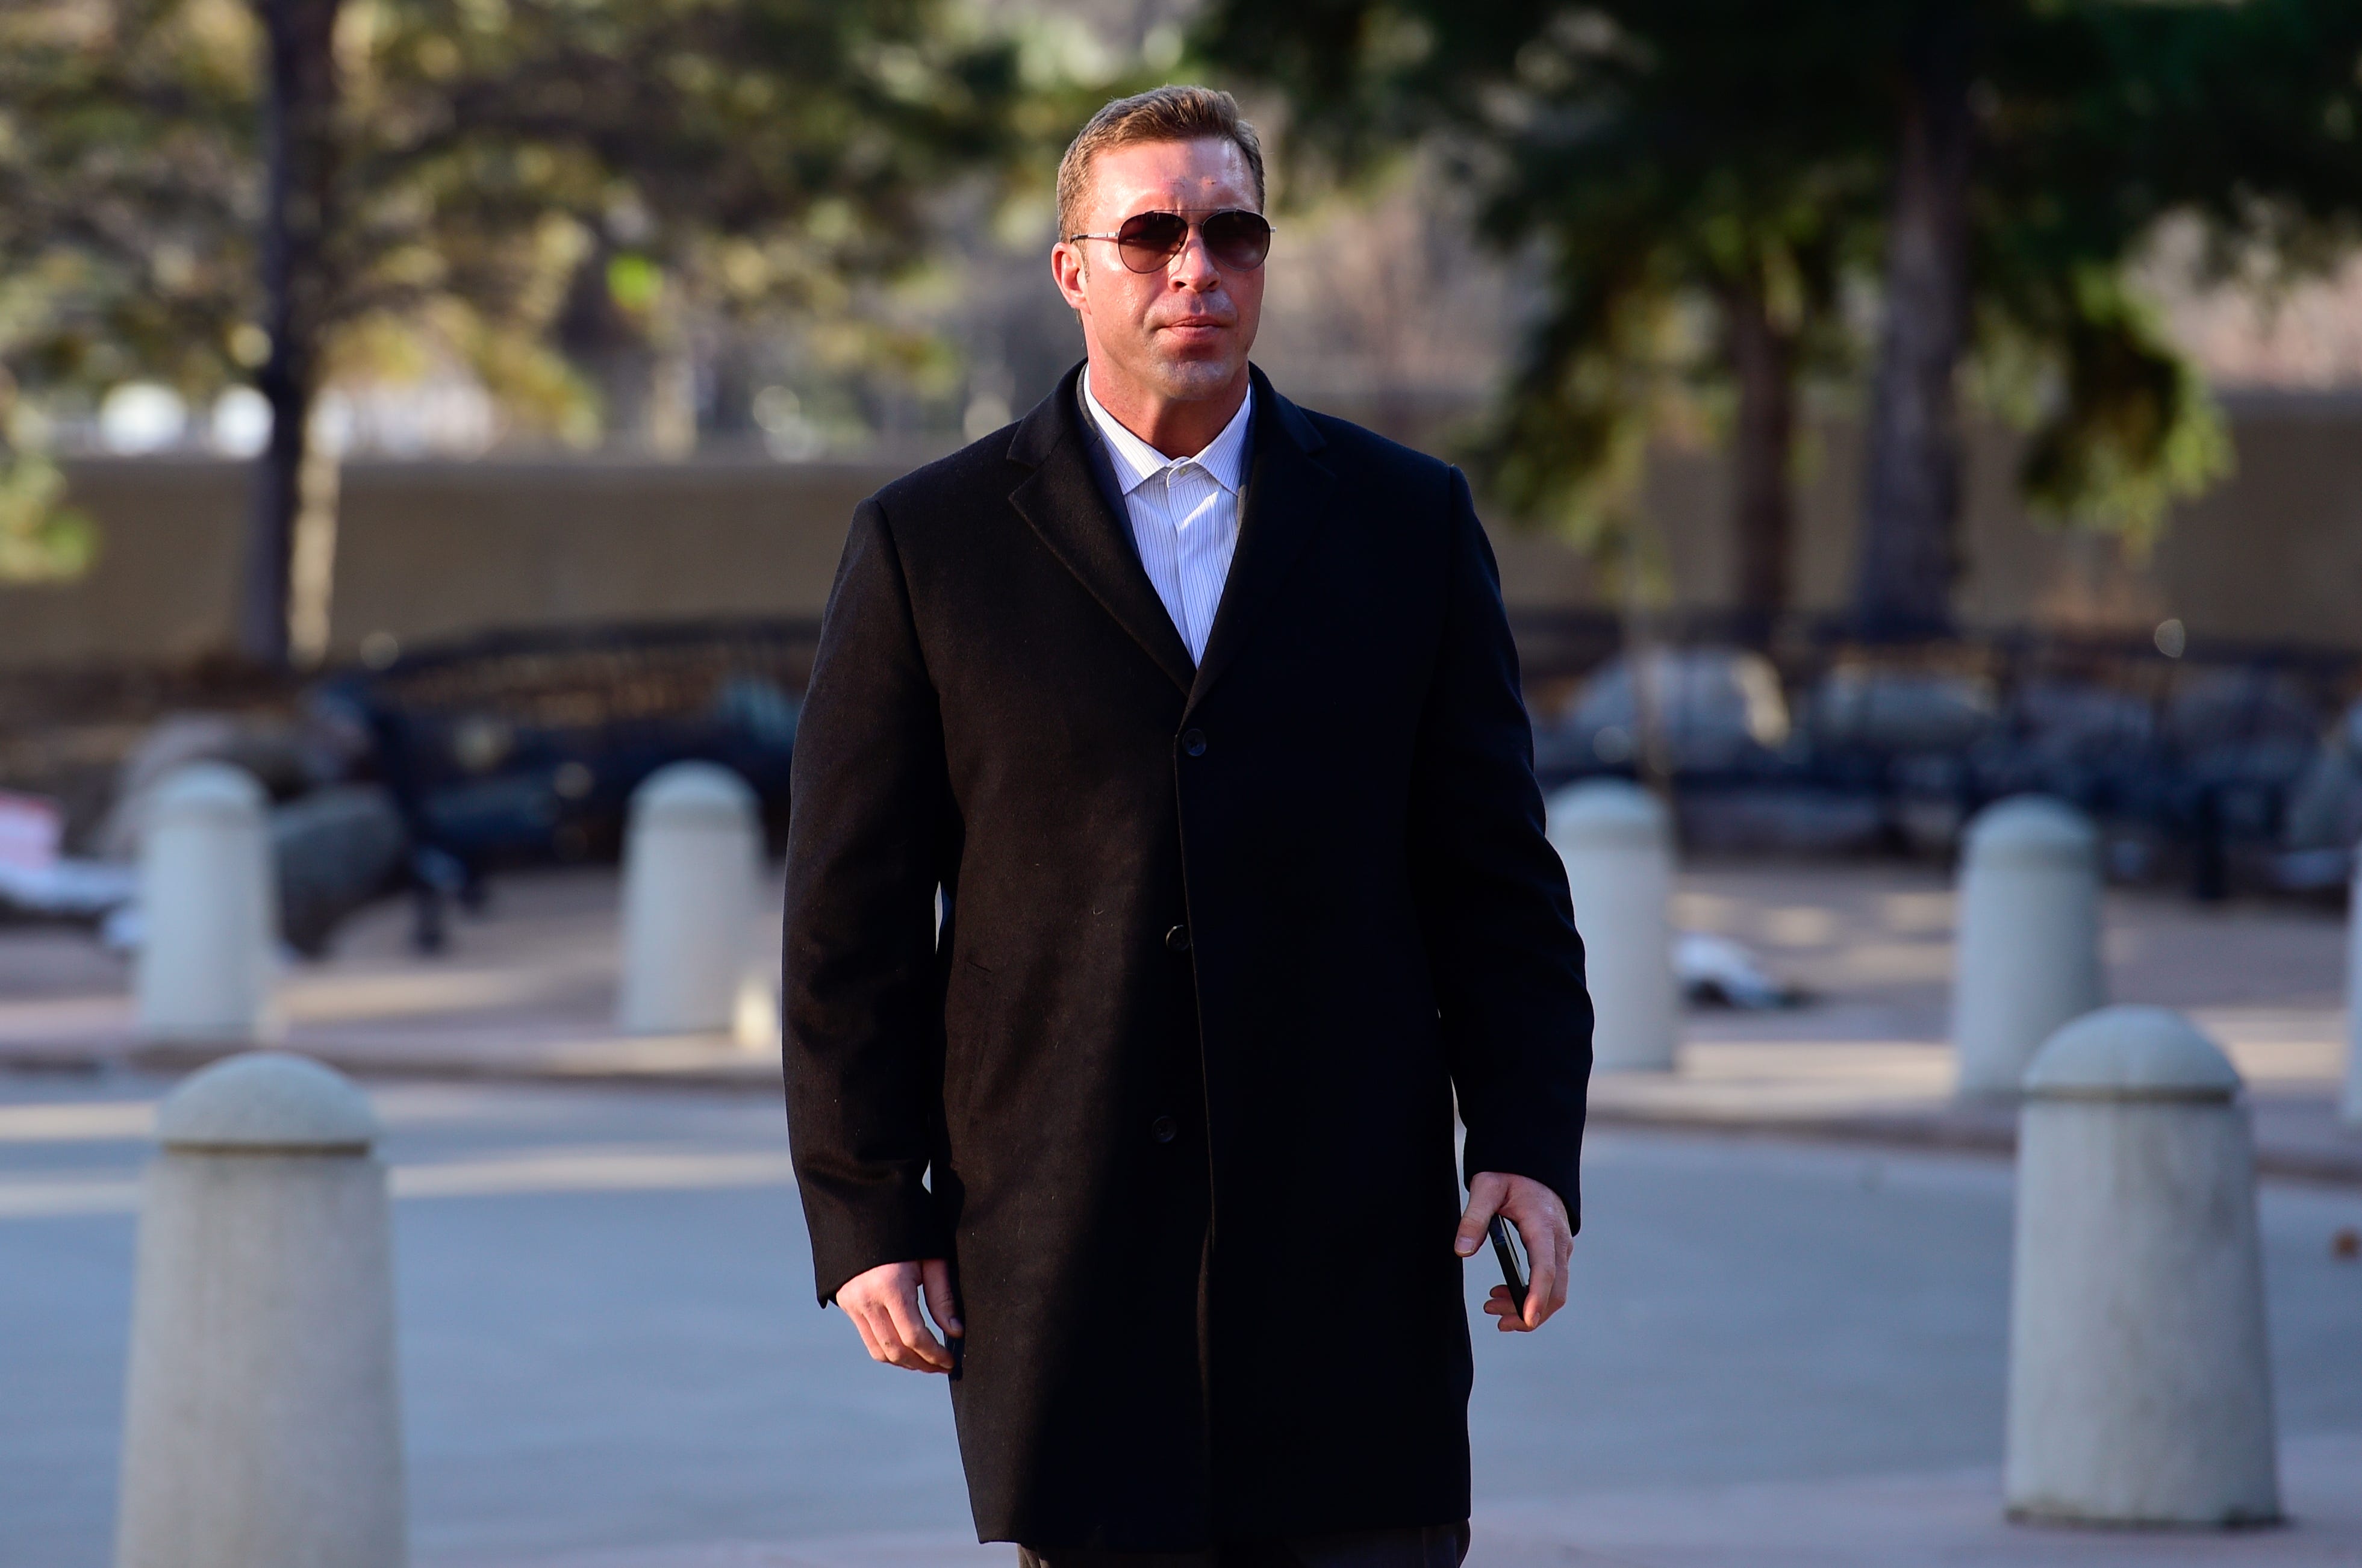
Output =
[{"x1": 784, "y1": 85, "x2": 1592, "y2": 1568}]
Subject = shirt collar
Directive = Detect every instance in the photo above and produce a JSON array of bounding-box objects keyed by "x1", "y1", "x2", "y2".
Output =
[{"x1": 1080, "y1": 366, "x2": 1254, "y2": 498}]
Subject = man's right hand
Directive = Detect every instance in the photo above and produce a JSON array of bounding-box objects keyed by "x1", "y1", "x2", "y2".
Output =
[{"x1": 836, "y1": 1258, "x2": 962, "y2": 1372}]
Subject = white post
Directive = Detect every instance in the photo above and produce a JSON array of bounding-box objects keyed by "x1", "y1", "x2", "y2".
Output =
[
  {"x1": 2004, "y1": 1006, "x2": 2279, "y2": 1529},
  {"x1": 2342, "y1": 851, "x2": 2362, "y2": 1125},
  {"x1": 1951, "y1": 795, "x2": 2103, "y2": 1096},
  {"x1": 115, "y1": 1052, "x2": 407, "y2": 1568},
  {"x1": 617, "y1": 761, "x2": 763, "y2": 1036},
  {"x1": 134, "y1": 762, "x2": 281, "y2": 1045},
  {"x1": 1547, "y1": 780, "x2": 1678, "y2": 1072}
]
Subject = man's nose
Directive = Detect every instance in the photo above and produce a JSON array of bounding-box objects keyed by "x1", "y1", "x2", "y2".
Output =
[{"x1": 1169, "y1": 229, "x2": 1221, "y2": 288}]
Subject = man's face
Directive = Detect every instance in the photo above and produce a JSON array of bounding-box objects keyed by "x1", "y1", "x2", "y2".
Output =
[{"x1": 1052, "y1": 137, "x2": 1264, "y2": 405}]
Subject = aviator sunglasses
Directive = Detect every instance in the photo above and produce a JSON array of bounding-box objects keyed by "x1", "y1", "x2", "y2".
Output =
[{"x1": 1065, "y1": 208, "x2": 1275, "y2": 273}]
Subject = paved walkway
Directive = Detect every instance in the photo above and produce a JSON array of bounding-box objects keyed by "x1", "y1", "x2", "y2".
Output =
[
  {"x1": 11, "y1": 1073, "x2": 2359, "y2": 1568},
  {"x1": 1613, "y1": 863, "x2": 2358, "y2": 1181},
  {"x1": 0, "y1": 866, "x2": 779, "y2": 1084},
  {"x1": 1471, "y1": 1431, "x2": 2362, "y2": 1567},
  {"x1": 2, "y1": 859, "x2": 2355, "y2": 1176},
  {"x1": 438, "y1": 1428, "x2": 2362, "y2": 1567}
]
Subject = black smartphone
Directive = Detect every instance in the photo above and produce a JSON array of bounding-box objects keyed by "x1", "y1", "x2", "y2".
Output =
[{"x1": 1488, "y1": 1214, "x2": 1528, "y2": 1308}]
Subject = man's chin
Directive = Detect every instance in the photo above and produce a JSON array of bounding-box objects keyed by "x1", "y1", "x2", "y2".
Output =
[{"x1": 1142, "y1": 355, "x2": 1248, "y2": 402}]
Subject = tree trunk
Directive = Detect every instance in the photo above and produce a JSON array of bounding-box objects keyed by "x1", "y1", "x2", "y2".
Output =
[
  {"x1": 1853, "y1": 22, "x2": 1974, "y2": 639},
  {"x1": 235, "y1": 0, "x2": 342, "y2": 669},
  {"x1": 1725, "y1": 273, "x2": 1797, "y2": 648}
]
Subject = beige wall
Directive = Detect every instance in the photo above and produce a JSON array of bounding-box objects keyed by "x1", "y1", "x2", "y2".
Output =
[
  {"x1": 1, "y1": 456, "x2": 902, "y2": 667},
  {"x1": 2, "y1": 394, "x2": 2354, "y2": 670},
  {"x1": 2, "y1": 459, "x2": 249, "y2": 667},
  {"x1": 328, "y1": 459, "x2": 890, "y2": 652},
  {"x1": 1636, "y1": 394, "x2": 2362, "y2": 645}
]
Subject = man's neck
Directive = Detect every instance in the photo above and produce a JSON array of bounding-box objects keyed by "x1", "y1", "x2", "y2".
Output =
[{"x1": 1082, "y1": 356, "x2": 1250, "y2": 460}]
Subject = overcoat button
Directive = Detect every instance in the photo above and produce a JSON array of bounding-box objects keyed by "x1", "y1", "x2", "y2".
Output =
[
  {"x1": 1182, "y1": 729, "x2": 1207, "y2": 756},
  {"x1": 1165, "y1": 924, "x2": 1190, "y2": 952},
  {"x1": 1150, "y1": 1115, "x2": 1179, "y2": 1143}
]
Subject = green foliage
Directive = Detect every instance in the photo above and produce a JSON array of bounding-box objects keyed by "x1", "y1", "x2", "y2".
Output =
[
  {"x1": 1473, "y1": 287, "x2": 1665, "y2": 550},
  {"x1": 1200, "y1": 2, "x2": 1889, "y2": 540},
  {"x1": 351, "y1": 0, "x2": 1028, "y2": 301},
  {"x1": 1480, "y1": 11, "x2": 1892, "y2": 543},
  {"x1": 1202, "y1": 0, "x2": 2362, "y2": 567},
  {"x1": 0, "y1": 1, "x2": 257, "y2": 405},
  {"x1": 0, "y1": 0, "x2": 1038, "y2": 438},
  {"x1": 0, "y1": 450, "x2": 96, "y2": 582},
  {"x1": 1995, "y1": 269, "x2": 2231, "y2": 550},
  {"x1": 1966, "y1": 0, "x2": 2362, "y2": 544}
]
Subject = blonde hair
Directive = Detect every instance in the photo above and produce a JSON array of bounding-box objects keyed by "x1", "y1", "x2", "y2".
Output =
[{"x1": 1055, "y1": 86, "x2": 1266, "y2": 241}]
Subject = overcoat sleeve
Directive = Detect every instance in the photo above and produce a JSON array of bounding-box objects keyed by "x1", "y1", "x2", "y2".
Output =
[
  {"x1": 1410, "y1": 468, "x2": 1595, "y2": 1226},
  {"x1": 783, "y1": 497, "x2": 955, "y2": 1303}
]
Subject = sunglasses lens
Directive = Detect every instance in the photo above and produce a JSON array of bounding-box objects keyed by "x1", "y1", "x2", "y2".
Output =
[
  {"x1": 1116, "y1": 211, "x2": 1191, "y2": 272},
  {"x1": 1107, "y1": 211, "x2": 1272, "y2": 272},
  {"x1": 1203, "y1": 210, "x2": 1273, "y2": 270}
]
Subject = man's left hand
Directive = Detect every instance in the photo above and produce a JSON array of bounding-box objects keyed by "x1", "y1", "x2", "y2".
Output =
[{"x1": 1455, "y1": 1171, "x2": 1572, "y2": 1331}]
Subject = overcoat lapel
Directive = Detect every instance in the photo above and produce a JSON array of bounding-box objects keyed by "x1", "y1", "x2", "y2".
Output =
[
  {"x1": 1006, "y1": 369, "x2": 1195, "y2": 697},
  {"x1": 1187, "y1": 369, "x2": 1334, "y2": 714}
]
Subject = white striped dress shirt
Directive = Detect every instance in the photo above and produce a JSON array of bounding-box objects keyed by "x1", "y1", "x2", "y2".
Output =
[{"x1": 1080, "y1": 368, "x2": 1253, "y2": 665}]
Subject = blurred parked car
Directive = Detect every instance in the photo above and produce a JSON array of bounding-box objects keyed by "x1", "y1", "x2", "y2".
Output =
[{"x1": 1536, "y1": 647, "x2": 1793, "y2": 777}]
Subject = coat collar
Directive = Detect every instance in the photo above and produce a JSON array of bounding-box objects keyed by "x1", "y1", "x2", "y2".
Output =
[
  {"x1": 1006, "y1": 364, "x2": 1196, "y2": 695},
  {"x1": 1187, "y1": 366, "x2": 1333, "y2": 714},
  {"x1": 1005, "y1": 362, "x2": 1333, "y2": 712}
]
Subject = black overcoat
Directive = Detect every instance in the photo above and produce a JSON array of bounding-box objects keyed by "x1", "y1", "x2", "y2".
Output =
[{"x1": 783, "y1": 364, "x2": 1592, "y2": 1550}]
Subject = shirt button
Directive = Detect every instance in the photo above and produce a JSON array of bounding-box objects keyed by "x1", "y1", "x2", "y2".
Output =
[
  {"x1": 1182, "y1": 729, "x2": 1207, "y2": 756},
  {"x1": 1165, "y1": 924, "x2": 1190, "y2": 952},
  {"x1": 1150, "y1": 1115, "x2": 1179, "y2": 1144}
]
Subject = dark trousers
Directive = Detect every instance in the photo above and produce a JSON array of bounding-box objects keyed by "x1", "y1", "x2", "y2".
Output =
[{"x1": 1018, "y1": 1523, "x2": 1472, "y2": 1568}]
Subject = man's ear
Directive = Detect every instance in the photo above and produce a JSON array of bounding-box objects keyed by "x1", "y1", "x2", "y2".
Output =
[{"x1": 1050, "y1": 242, "x2": 1091, "y2": 314}]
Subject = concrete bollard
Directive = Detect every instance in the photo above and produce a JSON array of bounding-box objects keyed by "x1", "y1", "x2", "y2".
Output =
[
  {"x1": 617, "y1": 761, "x2": 764, "y2": 1036},
  {"x1": 1951, "y1": 795, "x2": 2104, "y2": 1097},
  {"x1": 115, "y1": 1052, "x2": 406, "y2": 1568},
  {"x1": 2004, "y1": 1006, "x2": 2279, "y2": 1529},
  {"x1": 2343, "y1": 853, "x2": 2362, "y2": 1125},
  {"x1": 134, "y1": 762, "x2": 281, "y2": 1045},
  {"x1": 1547, "y1": 780, "x2": 1677, "y2": 1072}
]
